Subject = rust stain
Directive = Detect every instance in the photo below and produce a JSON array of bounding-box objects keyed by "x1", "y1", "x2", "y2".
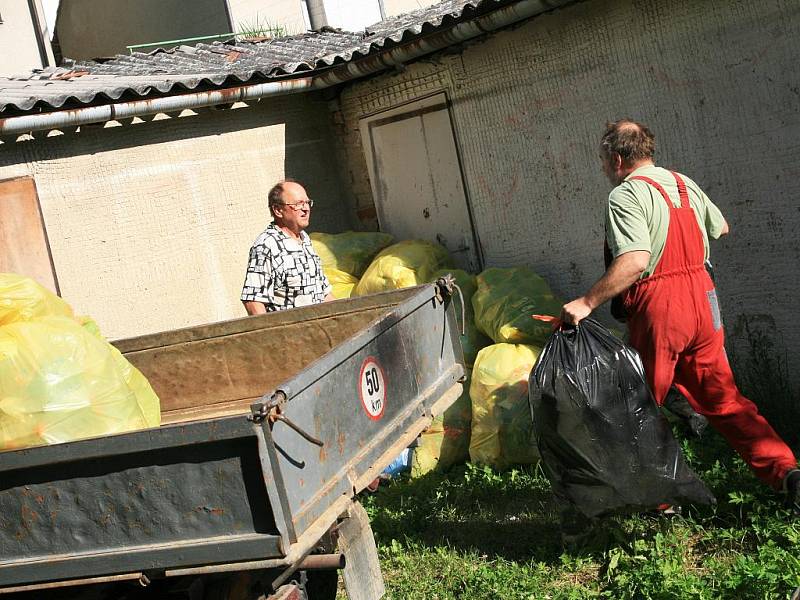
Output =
[
  {"x1": 319, "y1": 445, "x2": 328, "y2": 462},
  {"x1": 20, "y1": 504, "x2": 39, "y2": 528},
  {"x1": 196, "y1": 506, "x2": 225, "y2": 516},
  {"x1": 52, "y1": 70, "x2": 89, "y2": 80},
  {"x1": 34, "y1": 494, "x2": 45, "y2": 506},
  {"x1": 337, "y1": 431, "x2": 346, "y2": 455}
]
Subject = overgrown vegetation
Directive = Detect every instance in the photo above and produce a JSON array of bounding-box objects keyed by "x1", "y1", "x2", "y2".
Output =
[
  {"x1": 345, "y1": 330, "x2": 800, "y2": 599},
  {"x1": 235, "y1": 16, "x2": 292, "y2": 40}
]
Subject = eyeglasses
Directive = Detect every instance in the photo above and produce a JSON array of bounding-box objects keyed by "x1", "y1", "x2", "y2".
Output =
[{"x1": 282, "y1": 199, "x2": 314, "y2": 210}]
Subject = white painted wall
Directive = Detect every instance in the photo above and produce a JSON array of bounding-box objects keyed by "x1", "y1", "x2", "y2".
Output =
[
  {"x1": 324, "y1": 0, "x2": 381, "y2": 32},
  {"x1": 382, "y1": 0, "x2": 437, "y2": 19},
  {"x1": 0, "y1": 96, "x2": 352, "y2": 339},
  {"x1": 230, "y1": 0, "x2": 384, "y2": 34},
  {"x1": 228, "y1": 0, "x2": 308, "y2": 35},
  {"x1": 0, "y1": 0, "x2": 51, "y2": 76},
  {"x1": 333, "y1": 0, "x2": 800, "y2": 380}
]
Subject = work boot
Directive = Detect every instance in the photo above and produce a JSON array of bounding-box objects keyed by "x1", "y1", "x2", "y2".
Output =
[
  {"x1": 663, "y1": 387, "x2": 708, "y2": 438},
  {"x1": 784, "y1": 469, "x2": 800, "y2": 514}
]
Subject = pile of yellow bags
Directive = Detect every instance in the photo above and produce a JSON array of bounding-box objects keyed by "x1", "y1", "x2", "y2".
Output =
[
  {"x1": 353, "y1": 240, "x2": 454, "y2": 296},
  {"x1": 412, "y1": 370, "x2": 472, "y2": 477},
  {"x1": 0, "y1": 274, "x2": 160, "y2": 451},
  {"x1": 310, "y1": 234, "x2": 563, "y2": 474},
  {"x1": 472, "y1": 267, "x2": 563, "y2": 346},
  {"x1": 310, "y1": 231, "x2": 394, "y2": 299},
  {"x1": 469, "y1": 343, "x2": 541, "y2": 470}
]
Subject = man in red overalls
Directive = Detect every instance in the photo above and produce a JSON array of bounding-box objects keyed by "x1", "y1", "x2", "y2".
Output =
[{"x1": 561, "y1": 119, "x2": 799, "y2": 510}]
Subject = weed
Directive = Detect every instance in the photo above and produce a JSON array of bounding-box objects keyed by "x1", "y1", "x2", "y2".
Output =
[
  {"x1": 235, "y1": 15, "x2": 292, "y2": 40},
  {"x1": 354, "y1": 431, "x2": 800, "y2": 599}
]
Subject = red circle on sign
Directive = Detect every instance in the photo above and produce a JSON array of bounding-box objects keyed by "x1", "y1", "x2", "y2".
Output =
[{"x1": 358, "y1": 356, "x2": 387, "y2": 421}]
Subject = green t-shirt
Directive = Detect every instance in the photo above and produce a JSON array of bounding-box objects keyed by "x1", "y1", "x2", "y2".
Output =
[{"x1": 605, "y1": 165, "x2": 727, "y2": 277}]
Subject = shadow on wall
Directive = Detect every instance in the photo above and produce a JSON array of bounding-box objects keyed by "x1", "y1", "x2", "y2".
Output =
[{"x1": 282, "y1": 97, "x2": 356, "y2": 234}]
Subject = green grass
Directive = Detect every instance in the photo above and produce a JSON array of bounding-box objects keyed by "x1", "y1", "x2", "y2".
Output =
[
  {"x1": 350, "y1": 430, "x2": 799, "y2": 599},
  {"x1": 334, "y1": 323, "x2": 800, "y2": 599}
]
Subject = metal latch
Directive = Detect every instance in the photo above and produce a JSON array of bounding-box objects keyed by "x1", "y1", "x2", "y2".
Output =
[
  {"x1": 434, "y1": 274, "x2": 466, "y2": 336},
  {"x1": 250, "y1": 390, "x2": 324, "y2": 447}
]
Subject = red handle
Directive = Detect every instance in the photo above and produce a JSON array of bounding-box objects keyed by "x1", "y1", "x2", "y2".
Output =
[{"x1": 532, "y1": 314, "x2": 562, "y2": 330}]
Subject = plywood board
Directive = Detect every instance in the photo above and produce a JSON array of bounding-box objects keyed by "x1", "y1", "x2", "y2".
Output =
[{"x1": 0, "y1": 177, "x2": 59, "y2": 293}]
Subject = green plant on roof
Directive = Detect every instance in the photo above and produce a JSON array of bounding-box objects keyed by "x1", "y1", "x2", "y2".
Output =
[{"x1": 236, "y1": 15, "x2": 293, "y2": 40}]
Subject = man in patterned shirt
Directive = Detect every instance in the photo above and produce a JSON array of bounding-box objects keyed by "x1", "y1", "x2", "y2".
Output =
[{"x1": 241, "y1": 180, "x2": 333, "y2": 314}]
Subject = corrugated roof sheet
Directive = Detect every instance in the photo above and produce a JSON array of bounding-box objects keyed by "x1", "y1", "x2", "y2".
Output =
[{"x1": 0, "y1": 0, "x2": 508, "y2": 115}]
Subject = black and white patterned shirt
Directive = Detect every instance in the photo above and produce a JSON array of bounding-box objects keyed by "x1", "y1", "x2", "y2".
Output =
[{"x1": 241, "y1": 224, "x2": 331, "y2": 311}]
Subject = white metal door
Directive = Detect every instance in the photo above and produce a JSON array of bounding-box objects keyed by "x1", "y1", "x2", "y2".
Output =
[{"x1": 360, "y1": 94, "x2": 481, "y2": 272}]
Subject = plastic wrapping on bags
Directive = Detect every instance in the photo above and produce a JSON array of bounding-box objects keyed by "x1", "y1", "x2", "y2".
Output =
[
  {"x1": 530, "y1": 319, "x2": 714, "y2": 517},
  {"x1": 0, "y1": 273, "x2": 73, "y2": 325},
  {"x1": 310, "y1": 231, "x2": 393, "y2": 299},
  {"x1": 412, "y1": 370, "x2": 472, "y2": 477},
  {"x1": 0, "y1": 316, "x2": 160, "y2": 450},
  {"x1": 80, "y1": 317, "x2": 161, "y2": 429},
  {"x1": 309, "y1": 231, "x2": 394, "y2": 277},
  {"x1": 427, "y1": 269, "x2": 491, "y2": 367},
  {"x1": 325, "y1": 269, "x2": 359, "y2": 299},
  {"x1": 472, "y1": 267, "x2": 563, "y2": 346},
  {"x1": 470, "y1": 344, "x2": 541, "y2": 470},
  {"x1": 353, "y1": 240, "x2": 454, "y2": 296}
]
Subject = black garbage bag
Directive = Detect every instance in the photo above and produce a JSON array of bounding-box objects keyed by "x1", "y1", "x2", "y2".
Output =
[{"x1": 529, "y1": 319, "x2": 714, "y2": 518}]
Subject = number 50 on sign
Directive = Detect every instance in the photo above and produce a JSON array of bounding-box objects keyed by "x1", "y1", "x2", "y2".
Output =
[{"x1": 359, "y1": 357, "x2": 387, "y2": 420}]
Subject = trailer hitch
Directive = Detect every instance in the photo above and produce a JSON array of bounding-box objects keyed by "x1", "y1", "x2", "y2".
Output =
[{"x1": 250, "y1": 390, "x2": 324, "y2": 447}]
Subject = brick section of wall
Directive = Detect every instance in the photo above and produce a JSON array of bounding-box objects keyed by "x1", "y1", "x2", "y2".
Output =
[
  {"x1": 333, "y1": 0, "x2": 800, "y2": 378},
  {"x1": 0, "y1": 95, "x2": 352, "y2": 339}
]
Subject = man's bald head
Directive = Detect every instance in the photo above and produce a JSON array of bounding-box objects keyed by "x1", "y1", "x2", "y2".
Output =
[
  {"x1": 600, "y1": 119, "x2": 655, "y2": 166},
  {"x1": 268, "y1": 179, "x2": 305, "y2": 216}
]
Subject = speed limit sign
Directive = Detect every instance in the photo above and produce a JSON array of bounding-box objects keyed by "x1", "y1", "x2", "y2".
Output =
[{"x1": 358, "y1": 357, "x2": 387, "y2": 420}]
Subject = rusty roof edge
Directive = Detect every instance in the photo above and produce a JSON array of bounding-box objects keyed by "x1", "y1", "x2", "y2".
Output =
[{"x1": 0, "y1": 0, "x2": 575, "y2": 136}]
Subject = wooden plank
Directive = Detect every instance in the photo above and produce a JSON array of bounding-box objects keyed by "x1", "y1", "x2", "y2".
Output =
[
  {"x1": 0, "y1": 177, "x2": 59, "y2": 293},
  {"x1": 121, "y1": 307, "x2": 389, "y2": 415}
]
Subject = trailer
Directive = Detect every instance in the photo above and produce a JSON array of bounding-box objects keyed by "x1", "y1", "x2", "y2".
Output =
[{"x1": 0, "y1": 280, "x2": 466, "y2": 599}]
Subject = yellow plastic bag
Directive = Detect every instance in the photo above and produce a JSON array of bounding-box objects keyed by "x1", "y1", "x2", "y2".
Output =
[
  {"x1": 412, "y1": 370, "x2": 472, "y2": 476},
  {"x1": 81, "y1": 317, "x2": 161, "y2": 429},
  {"x1": 309, "y1": 231, "x2": 394, "y2": 277},
  {"x1": 472, "y1": 267, "x2": 563, "y2": 346},
  {"x1": 427, "y1": 269, "x2": 491, "y2": 367},
  {"x1": 469, "y1": 343, "x2": 540, "y2": 470},
  {"x1": 353, "y1": 240, "x2": 454, "y2": 296},
  {"x1": 310, "y1": 231, "x2": 394, "y2": 300},
  {"x1": 0, "y1": 316, "x2": 159, "y2": 450},
  {"x1": 0, "y1": 273, "x2": 73, "y2": 326},
  {"x1": 326, "y1": 269, "x2": 359, "y2": 300}
]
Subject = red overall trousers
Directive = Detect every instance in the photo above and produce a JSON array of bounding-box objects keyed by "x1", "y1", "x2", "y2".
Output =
[{"x1": 623, "y1": 171, "x2": 796, "y2": 489}]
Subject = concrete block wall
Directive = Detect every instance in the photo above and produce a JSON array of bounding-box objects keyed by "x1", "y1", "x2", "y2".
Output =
[
  {"x1": 0, "y1": 94, "x2": 353, "y2": 339},
  {"x1": 333, "y1": 0, "x2": 800, "y2": 379}
]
